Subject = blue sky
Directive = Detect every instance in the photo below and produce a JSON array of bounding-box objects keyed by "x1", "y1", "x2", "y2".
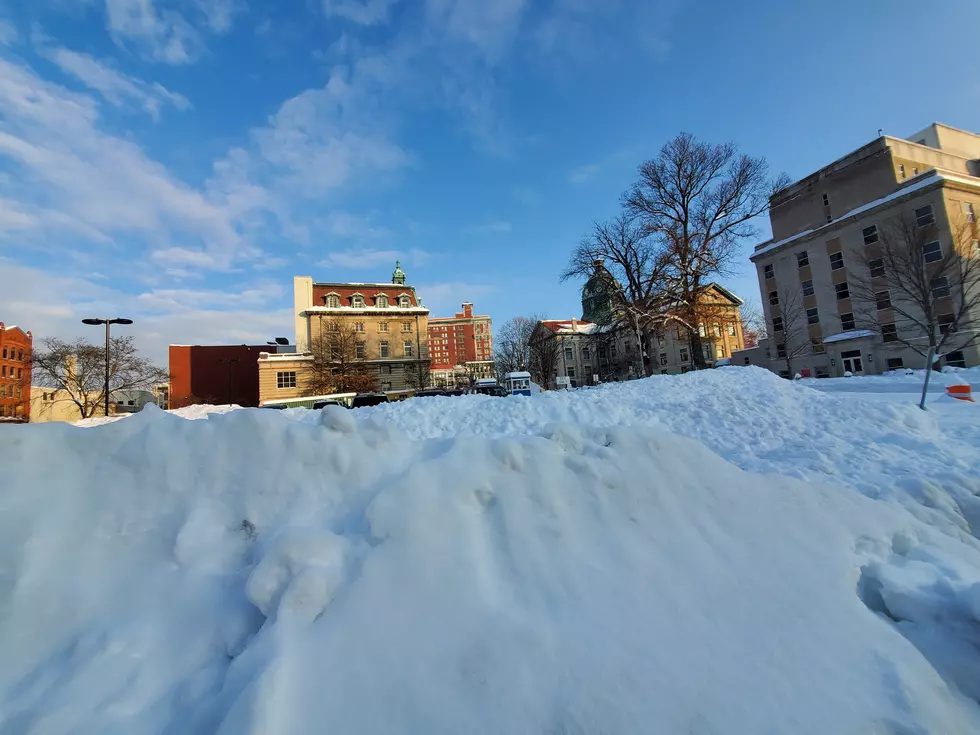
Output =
[{"x1": 1, "y1": 0, "x2": 979, "y2": 364}]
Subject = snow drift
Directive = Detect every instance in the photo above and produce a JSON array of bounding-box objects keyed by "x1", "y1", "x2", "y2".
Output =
[{"x1": 2, "y1": 369, "x2": 980, "y2": 733}]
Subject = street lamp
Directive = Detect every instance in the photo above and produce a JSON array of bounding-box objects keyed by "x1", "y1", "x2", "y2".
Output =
[
  {"x1": 81, "y1": 317, "x2": 133, "y2": 417},
  {"x1": 217, "y1": 357, "x2": 240, "y2": 405}
]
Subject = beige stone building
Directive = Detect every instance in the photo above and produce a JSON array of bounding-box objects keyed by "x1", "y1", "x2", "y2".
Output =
[{"x1": 749, "y1": 123, "x2": 980, "y2": 377}]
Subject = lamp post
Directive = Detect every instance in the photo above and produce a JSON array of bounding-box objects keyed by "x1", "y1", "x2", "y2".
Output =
[
  {"x1": 217, "y1": 357, "x2": 240, "y2": 405},
  {"x1": 81, "y1": 317, "x2": 133, "y2": 417}
]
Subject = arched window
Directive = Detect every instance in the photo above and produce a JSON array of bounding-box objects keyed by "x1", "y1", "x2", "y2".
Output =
[
  {"x1": 399, "y1": 295, "x2": 411, "y2": 308},
  {"x1": 351, "y1": 294, "x2": 365, "y2": 308},
  {"x1": 376, "y1": 294, "x2": 389, "y2": 308},
  {"x1": 324, "y1": 293, "x2": 340, "y2": 308}
]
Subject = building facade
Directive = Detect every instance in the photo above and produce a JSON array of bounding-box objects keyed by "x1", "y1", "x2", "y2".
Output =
[
  {"x1": 749, "y1": 123, "x2": 980, "y2": 377},
  {"x1": 169, "y1": 344, "x2": 271, "y2": 409},
  {"x1": 428, "y1": 302, "x2": 494, "y2": 388},
  {"x1": 31, "y1": 388, "x2": 156, "y2": 423},
  {"x1": 289, "y1": 262, "x2": 430, "y2": 395},
  {"x1": 0, "y1": 322, "x2": 32, "y2": 423}
]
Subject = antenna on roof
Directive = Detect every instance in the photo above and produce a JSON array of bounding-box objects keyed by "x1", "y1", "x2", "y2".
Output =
[{"x1": 877, "y1": 128, "x2": 883, "y2": 137}]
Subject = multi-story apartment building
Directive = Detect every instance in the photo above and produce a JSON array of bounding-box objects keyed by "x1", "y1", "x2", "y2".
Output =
[
  {"x1": 749, "y1": 123, "x2": 980, "y2": 377},
  {"x1": 0, "y1": 322, "x2": 32, "y2": 422},
  {"x1": 285, "y1": 262, "x2": 430, "y2": 399},
  {"x1": 428, "y1": 302, "x2": 494, "y2": 387}
]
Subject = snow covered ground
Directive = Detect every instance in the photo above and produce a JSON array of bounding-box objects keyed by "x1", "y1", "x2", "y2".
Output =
[{"x1": 2, "y1": 369, "x2": 980, "y2": 733}]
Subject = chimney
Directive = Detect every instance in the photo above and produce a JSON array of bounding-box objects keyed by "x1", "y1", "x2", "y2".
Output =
[{"x1": 462, "y1": 302, "x2": 473, "y2": 318}]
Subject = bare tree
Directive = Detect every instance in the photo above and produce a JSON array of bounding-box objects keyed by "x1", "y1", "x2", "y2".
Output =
[
  {"x1": 493, "y1": 316, "x2": 539, "y2": 377},
  {"x1": 768, "y1": 287, "x2": 812, "y2": 377},
  {"x1": 529, "y1": 323, "x2": 562, "y2": 388},
  {"x1": 307, "y1": 317, "x2": 377, "y2": 394},
  {"x1": 30, "y1": 336, "x2": 167, "y2": 419},
  {"x1": 739, "y1": 300, "x2": 767, "y2": 349},
  {"x1": 852, "y1": 214, "x2": 980, "y2": 368},
  {"x1": 406, "y1": 358, "x2": 432, "y2": 391},
  {"x1": 561, "y1": 214, "x2": 668, "y2": 376},
  {"x1": 624, "y1": 133, "x2": 790, "y2": 369}
]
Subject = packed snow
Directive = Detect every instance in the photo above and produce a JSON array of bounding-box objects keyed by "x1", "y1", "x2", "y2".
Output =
[{"x1": 2, "y1": 368, "x2": 980, "y2": 733}]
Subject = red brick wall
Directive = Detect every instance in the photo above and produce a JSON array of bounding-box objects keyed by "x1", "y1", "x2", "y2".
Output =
[
  {"x1": 0, "y1": 323, "x2": 32, "y2": 422},
  {"x1": 169, "y1": 345, "x2": 267, "y2": 409}
]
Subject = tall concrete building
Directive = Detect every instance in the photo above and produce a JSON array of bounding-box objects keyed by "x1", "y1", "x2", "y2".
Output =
[
  {"x1": 427, "y1": 302, "x2": 494, "y2": 387},
  {"x1": 0, "y1": 322, "x2": 32, "y2": 423},
  {"x1": 749, "y1": 123, "x2": 980, "y2": 376}
]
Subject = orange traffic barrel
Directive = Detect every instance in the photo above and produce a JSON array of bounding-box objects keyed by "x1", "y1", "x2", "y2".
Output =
[{"x1": 946, "y1": 385, "x2": 974, "y2": 402}]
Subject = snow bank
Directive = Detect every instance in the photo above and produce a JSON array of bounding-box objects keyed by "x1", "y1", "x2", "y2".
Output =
[{"x1": 2, "y1": 373, "x2": 980, "y2": 733}]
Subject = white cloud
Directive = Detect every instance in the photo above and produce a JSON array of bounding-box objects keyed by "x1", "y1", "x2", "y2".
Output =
[
  {"x1": 0, "y1": 19, "x2": 18, "y2": 46},
  {"x1": 38, "y1": 45, "x2": 190, "y2": 119},
  {"x1": 318, "y1": 247, "x2": 429, "y2": 269},
  {"x1": 568, "y1": 163, "x2": 600, "y2": 184},
  {"x1": 0, "y1": 57, "x2": 250, "y2": 269},
  {"x1": 323, "y1": 0, "x2": 399, "y2": 25},
  {"x1": 103, "y1": 0, "x2": 243, "y2": 64}
]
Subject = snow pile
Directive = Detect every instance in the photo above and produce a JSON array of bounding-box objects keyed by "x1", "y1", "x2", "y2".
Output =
[
  {"x1": 74, "y1": 403, "x2": 241, "y2": 427},
  {"x1": 1, "y1": 373, "x2": 980, "y2": 733}
]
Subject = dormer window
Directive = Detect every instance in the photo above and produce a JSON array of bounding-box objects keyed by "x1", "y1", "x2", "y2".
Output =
[
  {"x1": 351, "y1": 293, "x2": 365, "y2": 308},
  {"x1": 324, "y1": 293, "x2": 340, "y2": 308},
  {"x1": 399, "y1": 295, "x2": 411, "y2": 308},
  {"x1": 376, "y1": 294, "x2": 389, "y2": 308}
]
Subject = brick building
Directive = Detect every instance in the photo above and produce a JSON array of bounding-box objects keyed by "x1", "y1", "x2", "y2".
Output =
[
  {"x1": 0, "y1": 322, "x2": 32, "y2": 422},
  {"x1": 287, "y1": 262, "x2": 430, "y2": 397},
  {"x1": 168, "y1": 344, "x2": 272, "y2": 409},
  {"x1": 428, "y1": 302, "x2": 494, "y2": 387}
]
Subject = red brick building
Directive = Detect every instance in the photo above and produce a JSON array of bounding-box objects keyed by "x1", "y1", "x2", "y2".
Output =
[
  {"x1": 427, "y1": 303, "x2": 493, "y2": 384},
  {"x1": 169, "y1": 344, "x2": 271, "y2": 409},
  {"x1": 0, "y1": 322, "x2": 32, "y2": 422}
]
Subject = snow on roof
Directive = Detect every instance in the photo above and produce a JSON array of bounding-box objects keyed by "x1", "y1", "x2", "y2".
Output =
[
  {"x1": 822, "y1": 329, "x2": 876, "y2": 344},
  {"x1": 304, "y1": 306, "x2": 429, "y2": 314},
  {"x1": 257, "y1": 352, "x2": 314, "y2": 361},
  {"x1": 539, "y1": 320, "x2": 602, "y2": 335},
  {"x1": 751, "y1": 171, "x2": 977, "y2": 260}
]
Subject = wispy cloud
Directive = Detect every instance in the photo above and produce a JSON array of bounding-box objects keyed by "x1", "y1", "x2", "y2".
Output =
[
  {"x1": 318, "y1": 247, "x2": 430, "y2": 269},
  {"x1": 0, "y1": 19, "x2": 18, "y2": 46},
  {"x1": 37, "y1": 45, "x2": 190, "y2": 119},
  {"x1": 568, "y1": 162, "x2": 600, "y2": 184},
  {"x1": 322, "y1": 0, "x2": 399, "y2": 25},
  {"x1": 415, "y1": 281, "x2": 492, "y2": 314}
]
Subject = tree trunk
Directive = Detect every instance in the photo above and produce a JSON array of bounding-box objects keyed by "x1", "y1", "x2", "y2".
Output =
[{"x1": 690, "y1": 330, "x2": 707, "y2": 370}]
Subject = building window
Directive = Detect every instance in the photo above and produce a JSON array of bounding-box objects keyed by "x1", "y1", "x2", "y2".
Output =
[
  {"x1": 352, "y1": 294, "x2": 365, "y2": 308},
  {"x1": 938, "y1": 314, "x2": 956, "y2": 335},
  {"x1": 698, "y1": 324, "x2": 706, "y2": 337},
  {"x1": 826, "y1": 214, "x2": 833, "y2": 223},
  {"x1": 776, "y1": 343, "x2": 786, "y2": 358},
  {"x1": 945, "y1": 351, "x2": 966, "y2": 368},
  {"x1": 915, "y1": 205, "x2": 935, "y2": 227},
  {"x1": 800, "y1": 279, "x2": 814, "y2": 297},
  {"x1": 679, "y1": 348, "x2": 689, "y2": 363},
  {"x1": 898, "y1": 164, "x2": 906, "y2": 180},
  {"x1": 922, "y1": 240, "x2": 942, "y2": 263},
  {"x1": 380, "y1": 340, "x2": 390, "y2": 358},
  {"x1": 400, "y1": 296, "x2": 411, "y2": 307},
  {"x1": 869, "y1": 258, "x2": 885, "y2": 278},
  {"x1": 772, "y1": 316, "x2": 784, "y2": 332},
  {"x1": 881, "y1": 324, "x2": 898, "y2": 343},
  {"x1": 0, "y1": 366, "x2": 4, "y2": 377},
  {"x1": 276, "y1": 371, "x2": 297, "y2": 389},
  {"x1": 16, "y1": 368, "x2": 21, "y2": 379},
  {"x1": 567, "y1": 366, "x2": 575, "y2": 377},
  {"x1": 582, "y1": 346, "x2": 590, "y2": 360},
  {"x1": 931, "y1": 277, "x2": 950, "y2": 299},
  {"x1": 862, "y1": 225, "x2": 879, "y2": 246},
  {"x1": 764, "y1": 264, "x2": 774, "y2": 280},
  {"x1": 812, "y1": 338, "x2": 825, "y2": 354},
  {"x1": 712, "y1": 324, "x2": 721, "y2": 337},
  {"x1": 840, "y1": 312, "x2": 856, "y2": 331},
  {"x1": 404, "y1": 341, "x2": 414, "y2": 358},
  {"x1": 912, "y1": 168, "x2": 919, "y2": 176},
  {"x1": 822, "y1": 193, "x2": 829, "y2": 208},
  {"x1": 716, "y1": 346, "x2": 725, "y2": 359},
  {"x1": 659, "y1": 352, "x2": 668, "y2": 366},
  {"x1": 377, "y1": 294, "x2": 389, "y2": 308},
  {"x1": 829, "y1": 252, "x2": 844, "y2": 270},
  {"x1": 379, "y1": 322, "x2": 389, "y2": 332},
  {"x1": 875, "y1": 290, "x2": 891, "y2": 310},
  {"x1": 326, "y1": 294, "x2": 340, "y2": 308},
  {"x1": 1, "y1": 347, "x2": 5, "y2": 358},
  {"x1": 356, "y1": 342, "x2": 366, "y2": 359},
  {"x1": 402, "y1": 322, "x2": 412, "y2": 333},
  {"x1": 656, "y1": 333, "x2": 665, "y2": 346},
  {"x1": 806, "y1": 307, "x2": 819, "y2": 325},
  {"x1": 797, "y1": 250, "x2": 809, "y2": 268},
  {"x1": 835, "y1": 282, "x2": 850, "y2": 300},
  {"x1": 769, "y1": 291, "x2": 779, "y2": 306},
  {"x1": 886, "y1": 357, "x2": 904, "y2": 370},
  {"x1": 964, "y1": 203, "x2": 976, "y2": 223},
  {"x1": 0, "y1": 385, "x2": 4, "y2": 397},
  {"x1": 17, "y1": 349, "x2": 23, "y2": 361},
  {"x1": 728, "y1": 323, "x2": 736, "y2": 336}
]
